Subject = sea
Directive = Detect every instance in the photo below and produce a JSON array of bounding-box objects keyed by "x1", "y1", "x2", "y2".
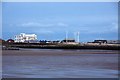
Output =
[{"x1": 2, "y1": 49, "x2": 119, "y2": 78}]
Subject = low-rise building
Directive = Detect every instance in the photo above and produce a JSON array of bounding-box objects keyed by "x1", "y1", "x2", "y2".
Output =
[
  {"x1": 87, "y1": 40, "x2": 120, "y2": 45},
  {"x1": 93, "y1": 40, "x2": 107, "y2": 44},
  {"x1": 7, "y1": 39, "x2": 14, "y2": 43},
  {"x1": 61, "y1": 39, "x2": 78, "y2": 44},
  {"x1": 107, "y1": 40, "x2": 120, "y2": 44},
  {"x1": 0, "y1": 39, "x2": 5, "y2": 44}
]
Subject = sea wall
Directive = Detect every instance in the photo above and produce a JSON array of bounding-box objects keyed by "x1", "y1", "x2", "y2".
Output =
[{"x1": 4, "y1": 43, "x2": 120, "y2": 50}]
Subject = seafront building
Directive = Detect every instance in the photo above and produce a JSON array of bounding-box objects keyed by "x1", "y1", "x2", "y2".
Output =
[
  {"x1": 14, "y1": 33, "x2": 37, "y2": 42},
  {"x1": 107, "y1": 40, "x2": 120, "y2": 44},
  {"x1": 61, "y1": 39, "x2": 79, "y2": 44},
  {"x1": 87, "y1": 40, "x2": 120, "y2": 45}
]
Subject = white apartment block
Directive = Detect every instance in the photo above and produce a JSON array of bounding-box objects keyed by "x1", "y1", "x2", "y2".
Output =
[{"x1": 15, "y1": 33, "x2": 37, "y2": 42}]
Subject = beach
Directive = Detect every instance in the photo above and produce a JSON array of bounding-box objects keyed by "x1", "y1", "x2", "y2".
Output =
[
  {"x1": 2, "y1": 48, "x2": 119, "y2": 55},
  {"x1": 2, "y1": 49, "x2": 119, "y2": 78}
]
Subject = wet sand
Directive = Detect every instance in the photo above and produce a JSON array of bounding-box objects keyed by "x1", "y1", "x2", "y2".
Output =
[
  {"x1": 2, "y1": 49, "x2": 119, "y2": 56},
  {"x1": 2, "y1": 49, "x2": 119, "y2": 78}
]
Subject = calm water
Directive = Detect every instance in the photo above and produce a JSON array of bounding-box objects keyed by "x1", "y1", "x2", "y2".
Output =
[{"x1": 2, "y1": 49, "x2": 118, "y2": 78}]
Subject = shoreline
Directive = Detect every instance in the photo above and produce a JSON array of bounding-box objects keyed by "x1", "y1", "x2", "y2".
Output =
[
  {"x1": 2, "y1": 49, "x2": 119, "y2": 56},
  {"x1": 6, "y1": 45, "x2": 120, "y2": 50},
  {"x1": 2, "y1": 42, "x2": 120, "y2": 50}
]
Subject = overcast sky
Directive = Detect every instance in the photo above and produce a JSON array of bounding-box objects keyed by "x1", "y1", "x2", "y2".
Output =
[{"x1": 2, "y1": 2, "x2": 118, "y2": 42}]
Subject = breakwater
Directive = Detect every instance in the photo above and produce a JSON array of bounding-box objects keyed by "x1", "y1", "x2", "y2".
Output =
[{"x1": 4, "y1": 43, "x2": 120, "y2": 50}]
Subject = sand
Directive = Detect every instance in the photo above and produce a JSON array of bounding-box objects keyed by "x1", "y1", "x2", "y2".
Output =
[{"x1": 2, "y1": 49, "x2": 119, "y2": 56}]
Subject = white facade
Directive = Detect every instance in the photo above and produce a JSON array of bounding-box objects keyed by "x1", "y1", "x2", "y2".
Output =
[{"x1": 15, "y1": 33, "x2": 37, "y2": 42}]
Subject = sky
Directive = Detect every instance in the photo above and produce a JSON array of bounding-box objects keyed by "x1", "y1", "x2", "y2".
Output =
[{"x1": 2, "y1": 2, "x2": 118, "y2": 42}]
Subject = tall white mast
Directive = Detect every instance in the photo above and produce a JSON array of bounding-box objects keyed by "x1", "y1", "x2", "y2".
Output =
[
  {"x1": 77, "y1": 32, "x2": 80, "y2": 43},
  {"x1": 66, "y1": 31, "x2": 68, "y2": 42}
]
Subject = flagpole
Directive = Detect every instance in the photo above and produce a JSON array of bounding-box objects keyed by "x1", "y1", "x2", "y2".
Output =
[{"x1": 66, "y1": 31, "x2": 68, "y2": 43}]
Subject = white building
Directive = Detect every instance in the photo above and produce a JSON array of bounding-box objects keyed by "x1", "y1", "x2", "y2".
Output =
[{"x1": 14, "y1": 33, "x2": 37, "y2": 42}]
